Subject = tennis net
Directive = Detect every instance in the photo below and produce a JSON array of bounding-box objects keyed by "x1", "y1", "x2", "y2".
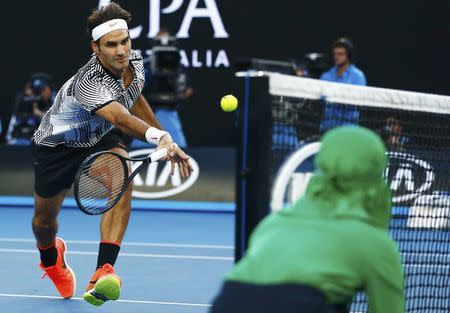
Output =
[{"x1": 235, "y1": 71, "x2": 450, "y2": 313}]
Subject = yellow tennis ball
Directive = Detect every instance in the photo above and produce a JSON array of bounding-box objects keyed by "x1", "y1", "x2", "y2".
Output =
[{"x1": 220, "y1": 95, "x2": 238, "y2": 112}]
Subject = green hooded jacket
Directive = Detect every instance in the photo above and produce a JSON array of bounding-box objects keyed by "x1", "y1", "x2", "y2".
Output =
[{"x1": 227, "y1": 126, "x2": 405, "y2": 313}]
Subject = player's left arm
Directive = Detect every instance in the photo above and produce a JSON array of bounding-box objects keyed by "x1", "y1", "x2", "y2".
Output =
[{"x1": 130, "y1": 94, "x2": 162, "y2": 130}]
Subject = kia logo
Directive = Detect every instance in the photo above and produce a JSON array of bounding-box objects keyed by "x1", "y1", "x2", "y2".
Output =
[
  {"x1": 271, "y1": 142, "x2": 320, "y2": 212},
  {"x1": 386, "y1": 151, "x2": 434, "y2": 204},
  {"x1": 129, "y1": 148, "x2": 199, "y2": 198},
  {"x1": 271, "y1": 143, "x2": 437, "y2": 212}
]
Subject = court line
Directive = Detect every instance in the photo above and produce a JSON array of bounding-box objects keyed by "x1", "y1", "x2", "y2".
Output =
[
  {"x1": 0, "y1": 293, "x2": 211, "y2": 307},
  {"x1": 2, "y1": 248, "x2": 445, "y2": 267},
  {"x1": 0, "y1": 248, "x2": 233, "y2": 261},
  {"x1": 0, "y1": 195, "x2": 235, "y2": 212},
  {"x1": 0, "y1": 237, "x2": 233, "y2": 250}
]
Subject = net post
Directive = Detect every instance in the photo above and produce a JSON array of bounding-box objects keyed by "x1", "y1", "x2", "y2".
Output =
[{"x1": 234, "y1": 73, "x2": 272, "y2": 261}]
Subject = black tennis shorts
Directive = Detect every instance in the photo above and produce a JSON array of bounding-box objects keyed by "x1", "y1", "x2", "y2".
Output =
[
  {"x1": 32, "y1": 130, "x2": 128, "y2": 198},
  {"x1": 210, "y1": 281, "x2": 339, "y2": 313}
]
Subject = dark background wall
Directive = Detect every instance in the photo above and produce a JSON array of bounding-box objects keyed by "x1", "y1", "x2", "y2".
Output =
[{"x1": 4, "y1": 0, "x2": 449, "y2": 146}]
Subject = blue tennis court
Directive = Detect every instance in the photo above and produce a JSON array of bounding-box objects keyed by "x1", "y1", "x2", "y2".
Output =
[{"x1": 0, "y1": 206, "x2": 234, "y2": 313}]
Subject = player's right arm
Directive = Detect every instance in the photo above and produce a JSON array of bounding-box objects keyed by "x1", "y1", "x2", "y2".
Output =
[
  {"x1": 74, "y1": 75, "x2": 191, "y2": 176},
  {"x1": 95, "y1": 102, "x2": 192, "y2": 177},
  {"x1": 96, "y1": 101, "x2": 153, "y2": 142},
  {"x1": 365, "y1": 237, "x2": 405, "y2": 313}
]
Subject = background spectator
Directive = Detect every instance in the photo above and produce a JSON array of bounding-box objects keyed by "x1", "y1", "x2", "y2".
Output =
[
  {"x1": 6, "y1": 73, "x2": 55, "y2": 145},
  {"x1": 30, "y1": 73, "x2": 55, "y2": 118},
  {"x1": 379, "y1": 116, "x2": 410, "y2": 151},
  {"x1": 319, "y1": 38, "x2": 366, "y2": 133},
  {"x1": 320, "y1": 37, "x2": 366, "y2": 85}
]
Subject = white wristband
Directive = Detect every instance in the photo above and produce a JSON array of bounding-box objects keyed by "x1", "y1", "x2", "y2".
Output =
[{"x1": 145, "y1": 127, "x2": 168, "y2": 145}]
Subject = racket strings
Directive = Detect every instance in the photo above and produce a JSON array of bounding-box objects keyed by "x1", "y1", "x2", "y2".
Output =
[
  {"x1": 78, "y1": 160, "x2": 123, "y2": 195},
  {"x1": 78, "y1": 169, "x2": 124, "y2": 208},
  {"x1": 77, "y1": 154, "x2": 127, "y2": 213},
  {"x1": 77, "y1": 158, "x2": 123, "y2": 193},
  {"x1": 80, "y1": 160, "x2": 124, "y2": 196}
]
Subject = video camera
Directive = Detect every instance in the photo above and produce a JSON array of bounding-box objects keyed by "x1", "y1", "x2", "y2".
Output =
[
  {"x1": 234, "y1": 58, "x2": 298, "y2": 75},
  {"x1": 146, "y1": 36, "x2": 185, "y2": 107},
  {"x1": 302, "y1": 53, "x2": 328, "y2": 79}
]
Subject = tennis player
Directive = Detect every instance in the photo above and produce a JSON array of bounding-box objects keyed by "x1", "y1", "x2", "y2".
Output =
[
  {"x1": 210, "y1": 126, "x2": 404, "y2": 313},
  {"x1": 31, "y1": 2, "x2": 192, "y2": 306}
]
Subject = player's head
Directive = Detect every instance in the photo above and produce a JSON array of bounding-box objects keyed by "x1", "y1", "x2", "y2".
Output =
[
  {"x1": 305, "y1": 126, "x2": 391, "y2": 229},
  {"x1": 332, "y1": 37, "x2": 353, "y2": 66},
  {"x1": 87, "y1": 2, "x2": 132, "y2": 76}
]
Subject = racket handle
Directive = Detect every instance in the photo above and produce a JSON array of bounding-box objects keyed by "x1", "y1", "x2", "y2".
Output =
[{"x1": 149, "y1": 148, "x2": 168, "y2": 162}]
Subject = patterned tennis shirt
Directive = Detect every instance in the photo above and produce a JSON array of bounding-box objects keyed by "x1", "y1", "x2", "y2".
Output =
[{"x1": 33, "y1": 49, "x2": 144, "y2": 148}]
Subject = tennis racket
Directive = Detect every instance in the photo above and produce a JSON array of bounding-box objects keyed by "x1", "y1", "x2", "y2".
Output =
[{"x1": 74, "y1": 148, "x2": 168, "y2": 215}]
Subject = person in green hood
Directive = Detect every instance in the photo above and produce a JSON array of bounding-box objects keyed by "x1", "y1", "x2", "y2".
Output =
[{"x1": 210, "y1": 126, "x2": 404, "y2": 313}]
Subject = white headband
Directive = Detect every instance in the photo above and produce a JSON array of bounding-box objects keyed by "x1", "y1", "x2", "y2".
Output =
[{"x1": 92, "y1": 19, "x2": 128, "y2": 41}]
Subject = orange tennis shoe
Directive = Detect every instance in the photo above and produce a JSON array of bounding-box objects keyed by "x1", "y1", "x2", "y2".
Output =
[
  {"x1": 83, "y1": 263, "x2": 121, "y2": 306},
  {"x1": 40, "y1": 238, "x2": 76, "y2": 299}
]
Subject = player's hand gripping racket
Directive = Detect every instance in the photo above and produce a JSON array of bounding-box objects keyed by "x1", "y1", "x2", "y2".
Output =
[{"x1": 74, "y1": 148, "x2": 167, "y2": 215}]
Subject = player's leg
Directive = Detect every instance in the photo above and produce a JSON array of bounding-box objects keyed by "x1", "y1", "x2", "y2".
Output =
[
  {"x1": 33, "y1": 190, "x2": 77, "y2": 299},
  {"x1": 99, "y1": 147, "x2": 132, "y2": 245},
  {"x1": 84, "y1": 135, "x2": 130, "y2": 306},
  {"x1": 32, "y1": 141, "x2": 81, "y2": 299},
  {"x1": 32, "y1": 190, "x2": 66, "y2": 255}
]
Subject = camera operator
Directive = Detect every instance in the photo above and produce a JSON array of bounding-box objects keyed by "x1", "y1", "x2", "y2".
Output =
[
  {"x1": 131, "y1": 29, "x2": 192, "y2": 148},
  {"x1": 6, "y1": 73, "x2": 55, "y2": 145},
  {"x1": 30, "y1": 73, "x2": 55, "y2": 118}
]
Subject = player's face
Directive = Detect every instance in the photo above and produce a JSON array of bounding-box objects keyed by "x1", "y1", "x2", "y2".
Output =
[
  {"x1": 333, "y1": 47, "x2": 349, "y2": 66},
  {"x1": 94, "y1": 29, "x2": 132, "y2": 76}
]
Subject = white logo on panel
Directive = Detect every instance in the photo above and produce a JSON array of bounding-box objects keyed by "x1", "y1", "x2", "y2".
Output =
[
  {"x1": 386, "y1": 151, "x2": 434, "y2": 203},
  {"x1": 271, "y1": 144, "x2": 437, "y2": 213},
  {"x1": 271, "y1": 143, "x2": 320, "y2": 212},
  {"x1": 98, "y1": 0, "x2": 230, "y2": 68},
  {"x1": 129, "y1": 149, "x2": 199, "y2": 198}
]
